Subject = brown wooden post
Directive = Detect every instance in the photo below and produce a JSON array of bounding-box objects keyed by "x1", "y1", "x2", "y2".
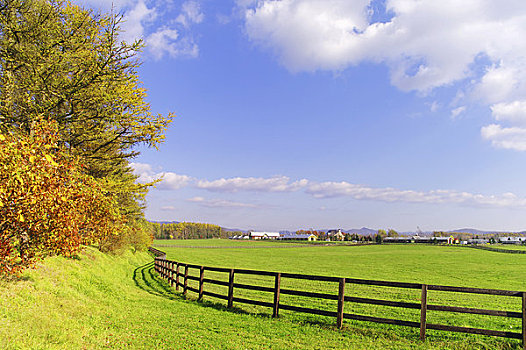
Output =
[
  {"x1": 337, "y1": 278, "x2": 345, "y2": 329},
  {"x1": 199, "y1": 266, "x2": 205, "y2": 300},
  {"x1": 420, "y1": 284, "x2": 428, "y2": 341},
  {"x1": 170, "y1": 261, "x2": 174, "y2": 287},
  {"x1": 227, "y1": 269, "x2": 235, "y2": 308},
  {"x1": 273, "y1": 272, "x2": 281, "y2": 317},
  {"x1": 522, "y1": 292, "x2": 526, "y2": 350},
  {"x1": 161, "y1": 260, "x2": 164, "y2": 278},
  {"x1": 183, "y1": 265, "x2": 189, "y2": 296},
  {"x1": 175, "y1": 263, "x2": 180, "y2": 291}
]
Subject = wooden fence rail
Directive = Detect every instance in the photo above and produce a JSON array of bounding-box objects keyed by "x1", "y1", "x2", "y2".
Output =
[{"x1": 149, "y1": 247, "x2": 526, "y2": 348}]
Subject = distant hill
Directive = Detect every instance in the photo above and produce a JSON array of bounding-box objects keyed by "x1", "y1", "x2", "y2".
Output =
[
  {"x1": 221, "y1": 227, "x2": 249, "y2": 233},
  {"x1": 149, "y1": 220, "x2": 179, "y2": 225},
  {"x1": 344, "y1": 227, "x2": 377, "y2": 236},
  {"x1": 447, "y1": 228, "x2": 526, "y2": 235}
]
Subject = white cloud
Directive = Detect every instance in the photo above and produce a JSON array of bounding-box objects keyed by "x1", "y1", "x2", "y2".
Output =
[
  {"x1": 161, "y1": 205, "x2": 176, "y2": 211},
  {"x1": 130, "y1": 162, "x2": 192, "y2": 189},
  {"x1": 120, "y1": 0, "x2": 156, "y2": 43},
  {"x1": 196, "y1": 176, "x2": 308, "y2": 193},
  {"x1": 75, "y1": 0, "x2": 203, "y2": 60},
  {"x1": 146, "y1": 28, "x2": 199, "y2": 59},
  {"x1": 239, "y1": 0, "x2": 526, "y2": 150},
  {"x1": 491, "y1": 100, "x2": 526, "y2": 125},
  {"x1": 306, "y1": 181, "x2": 526, "y2": 208},
  {"x1": 176, "y1": 1, "x2": 204, "y2": 27},
  {"x1": 481, "y1": 124, "x2": 526, "y2": 151},
  {"x1": 131, "y1": 163, "x2": 526, "y2": 208},
  {"x1": 157, "y1": 172, "x2": 193, "y2": 190},
  {"x1": 450, "y1": 106, "x2": 466, "y2": 119},
  {"x1": 187, "y1": 196, "x2": 259, "y2": 208},
  {"x1": 240, "y1": 0, "x2": 520, "y2": 91}
]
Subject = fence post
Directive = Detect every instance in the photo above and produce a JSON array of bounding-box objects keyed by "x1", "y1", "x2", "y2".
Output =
[
  {"x1": 273, "y1": 272, "x2": 281, "y2": 317},
  {"x1": 522, "y1": 292, "x2": 526, "y2": 350},
  {"x1": 228, "y1": 269, "x2": 235, "y2": 308},
  {"x1": 337, "y1": 278, "x2": 345, "y2": 329},
  {"x1": 420, "y1": 284, "x2": 428, "y2": 341},
  {"x1": 161, "y1": 260, "x2": 164, "y2": 278},
  {"x1": 199, "y1": 266, "x2": 204, "y2": 300},
  {"x1": 170, "y1": 261, "x2": 174, "y2": 287},
  {"x1": 176, "y1": 263, "x2": 180, "y2": 291},
  {"x1": 183, "y1": 265, "x2": 189, "y2": 296}
]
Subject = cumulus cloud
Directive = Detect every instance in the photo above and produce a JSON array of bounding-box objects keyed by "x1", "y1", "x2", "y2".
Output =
[
  {"x1": 196, "y1": 176, "x2": 309, "y2": 193},
  {"x1": 239, "y1": 0, "x2": 526, "y2": 149},
  {"x1": 130, "y1": 162, "x2": 192, "y2": 190},
  {"x1": 481, "y1": 124, "x2": 526, "y2": 151},
  {"x1": 176, "y1": 1, "x2": 205, "y2": 27},
  {"x1": 491, "y1": 100, "x2": 526, "y2": 125},
  {"x1": 77, "y1": 0, "x2": 203, "y2": 60},
  {"x1": 131, "y1": 163, "x2": 526, "y2": 208},
  {"x1": 146, "y1": 28, "x2": 199, "y2": 59},
  {"x1": 120, "y1": 0, "x2": 156, "y2": 43},
  {"x1": 306, "y1": 181, "x2": 526, "y2": 208},
  {"x1": 187, "y1": 196, "x2": 259, "y2": 208}
]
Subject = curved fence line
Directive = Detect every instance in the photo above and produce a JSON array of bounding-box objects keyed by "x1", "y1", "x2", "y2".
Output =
[{"x1": 148, "y1": 247, "x2": 526, "y2": 348}]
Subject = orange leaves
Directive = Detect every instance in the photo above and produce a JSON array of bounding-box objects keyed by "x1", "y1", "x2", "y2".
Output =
[{"x1": 0, "y1": 120, "x2": 124, "y2": 276}]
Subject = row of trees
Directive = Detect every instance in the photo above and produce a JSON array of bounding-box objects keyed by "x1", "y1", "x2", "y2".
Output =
[
  {"x1": 293, "y1": 229, "x2": 400, "y2": 241},
  {"x1": 0, "y1": 0, "x2": 172, "y2": 275},
  {"x1": 148, "y1": 222, "x2": 225, "y2": 240}
]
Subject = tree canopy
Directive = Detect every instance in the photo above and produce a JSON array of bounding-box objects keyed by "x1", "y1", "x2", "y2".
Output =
[{"x1": 0, "y1": 0, "x2": 173, "y2": 275}]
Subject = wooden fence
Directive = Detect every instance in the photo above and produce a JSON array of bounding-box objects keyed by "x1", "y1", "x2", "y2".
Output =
[{"x1": 149, "y1": 247, "x2": 526, "y2": 348}]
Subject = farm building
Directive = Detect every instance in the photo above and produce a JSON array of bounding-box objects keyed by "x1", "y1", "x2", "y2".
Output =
[
  {"x1": 279, "y1": 233, "x2": 317, "y2": 241},
  {"x1": 467, "y1": 238, "x2": 489, "y2": 244},
  {"x1": 384, "y1": 237, "x2": 413, "y2": 243},
  {"x1": 326, "y1": 229, "x2": 345, "y2": 241},
  {"x1": 385, "y1": 236, "x2": 454, "y2": 244},
  {"x1": 249, "y1": 232, "x2": 280, "y2": 240},
  {"x1": 499, "y1": 236, "x2": 526, "y2": 244}
]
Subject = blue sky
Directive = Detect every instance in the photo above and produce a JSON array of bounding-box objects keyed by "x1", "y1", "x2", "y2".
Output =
[{"x1": 77, "y1": 0, "x2": 526, "y2": 232}]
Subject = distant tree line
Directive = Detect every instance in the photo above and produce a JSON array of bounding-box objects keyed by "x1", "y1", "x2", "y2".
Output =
[{"x1": 148, "y1": 222, "x2": 226, "y2": 240}]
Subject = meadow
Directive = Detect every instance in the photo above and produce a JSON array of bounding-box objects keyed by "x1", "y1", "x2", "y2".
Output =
[
  {"x1": 155, "y1": 239, "x2": 526, "y2": 348},
  {"x1": 1, "y1": 241, "x2": 525, "y2": 349}
]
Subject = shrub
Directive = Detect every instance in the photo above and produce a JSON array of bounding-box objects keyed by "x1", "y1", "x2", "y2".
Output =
[{"x1": 0, "y1": 121, "x2": 123, "y2": 275}]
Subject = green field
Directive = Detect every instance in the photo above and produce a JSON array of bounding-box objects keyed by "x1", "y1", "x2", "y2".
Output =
[
  {"x1": 154, "y1": 239, "x2": 526, "y2": 348},
  {"x1": 1, "y1": 242, "x2": 525, "y2": 349}
]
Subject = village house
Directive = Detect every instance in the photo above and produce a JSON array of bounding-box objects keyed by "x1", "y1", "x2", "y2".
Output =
[{"x1": 326, "y1": 229, "x2": 345, "y2": 241}]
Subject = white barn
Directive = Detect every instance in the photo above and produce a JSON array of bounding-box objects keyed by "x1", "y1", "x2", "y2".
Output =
[{"x1": 250, "y1": 232, "x2": 280, "y2": 240}]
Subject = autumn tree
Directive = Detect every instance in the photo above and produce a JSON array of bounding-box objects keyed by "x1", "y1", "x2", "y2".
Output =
[
  {"x1": 0, "y1": 0, "x2": 172, "y2": 259},
  {"x1": 0, "y1": 0, "x2": 172, "y2": 216},
  {"x1": 0, "y1": 121, "x2": 123, "y2": 274},
  {"x1": 387, "y1": 229, "x2": 399, "y2": 237}
]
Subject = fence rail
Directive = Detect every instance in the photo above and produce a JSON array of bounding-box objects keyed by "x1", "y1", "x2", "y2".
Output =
[{"x1": 149, "y1": 247, "x2": 526, "y2": 348}]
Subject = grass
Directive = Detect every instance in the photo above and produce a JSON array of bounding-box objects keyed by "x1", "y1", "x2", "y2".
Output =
[
  {"x1": 154, "y1": 239, "x2": 526, "y2": 348},
  {"x1": 1, "y1": 243, "x2": 524, "y2": 349}
]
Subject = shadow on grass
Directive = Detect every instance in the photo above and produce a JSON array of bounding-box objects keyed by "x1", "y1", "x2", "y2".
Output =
[
  {"x1": 131, "y1": 261, "x2": 522, "y2": 349},
  {"x1": 132, "y1": 261, "x2": 270, "y2": 318}
]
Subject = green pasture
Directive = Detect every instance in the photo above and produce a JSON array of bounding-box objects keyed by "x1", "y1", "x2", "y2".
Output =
[
  {"x1": 155, "y1": 239, "x2": 526, "y2": 347},
  {"x1": 1, "y1": 242, "x2": 525, "y2": 349}
]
